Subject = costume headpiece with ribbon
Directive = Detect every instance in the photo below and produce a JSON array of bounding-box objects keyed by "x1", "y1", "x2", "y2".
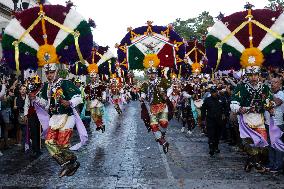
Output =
[
  {"x1": 2, "y1": 1, "x2": 93, "y2": 73},
  {"x1": 185, "y1": 39, "x2": 207, "y2": 75},
  {"x1": 206, "y1": 2, "x2": 284, "y2": 74},
  {"x1": 144, "y1": 54, "x2": 160, "y2": 75},
  {"x1": 87, "y1": 63, "x2": 99, "y2": 78},
  {"x1": 116, "y1": 21, "x2": 186, "y2": 75}
]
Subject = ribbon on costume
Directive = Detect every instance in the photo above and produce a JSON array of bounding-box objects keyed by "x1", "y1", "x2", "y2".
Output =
[
  {"x1": 12, "y1": 42, "x2": 20, "y2": 73},
  {"x1": 214, "y1": 21, "x2": 249, "y2": 72},
  {"x1": 251, "y1": 19, "x2": 284, "y2": 59},
  {"x1": 96, "y1": 51, "x2": 109, "y2": 64},
  {"x1": 238, "y1": 114, "x2": 268, "y2": 147},
  {"x1": 178, "y1": 65, "x2": 181, "y2": 79},
  {"x1": 269, "y1": 118, "x2": 284, "y2": 151},
  {"x1": 185, "y1": 47, "x2": 196, "y2": 57},
  {"x1": 13, "y1": 16, "x2": 42, "y2": 72},
  {"x1": 75, "y1": 62, "x2": 79, "y2": 75},
  {"x1": 69, "y1": 105, "x2": 88, "y2": 151},
  {"x1": 34, "y1": 102, "x2": 50, "y2": 138},
  {"x1": 190, "y1": 98, "x2": 198, "y2": 123},
  {"x1": 34, "y1": 101, "x2": 88, "y2": 150},
  {"x1": 102, "y1": 106, "x2": 110, "y2": 125}
]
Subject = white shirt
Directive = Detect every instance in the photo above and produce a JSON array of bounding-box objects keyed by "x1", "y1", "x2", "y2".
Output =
[{"x1": 266, "y1": 90, "x2": 284, "y2": 125}]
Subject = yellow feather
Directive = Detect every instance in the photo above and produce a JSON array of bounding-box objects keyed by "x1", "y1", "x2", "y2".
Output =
[
  {"x1": 240, "y1": 47, "x2": 264, "y2": 68},
  {"x1": 87, "y1": 63, "x2": 98, "y2": 74},
  {"x1": 143, "y1": 54, "x2": 160, "y2": 68}
]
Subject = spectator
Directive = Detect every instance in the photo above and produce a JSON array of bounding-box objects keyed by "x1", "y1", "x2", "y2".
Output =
[
  {"x1": 14, "y1": 85, "x2": 28, "y2": 151},
  {"x1": 0, "y1": 78, "x2": 7, "y2": 156},
  {"x1": 265, "y1": 77, "x2": 284, "y2": 173},
  {"x1": 0, "y1": 88, "x2": 14, "y2": 149}
]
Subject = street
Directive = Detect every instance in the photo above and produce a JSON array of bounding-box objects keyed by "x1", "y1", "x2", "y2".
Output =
[{"x1": 0, "y1": 101, "x2": 284, "y2": 189}]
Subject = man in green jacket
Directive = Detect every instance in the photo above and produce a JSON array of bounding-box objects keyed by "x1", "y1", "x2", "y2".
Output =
[{"x1": 29, "y1": 63, "x2": 83, "y2": 178}]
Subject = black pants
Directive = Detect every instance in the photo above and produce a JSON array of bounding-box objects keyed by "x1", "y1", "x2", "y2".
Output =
[
  {"x1": 0, "y1": 113, "x2": 8, "y2": 147},
  {"x1": 28, "y1": 113, "x2": 41, "y2": 153},
  {"x1": 207, "y1": 119, "x2": 222, "y2": 150},
  {"x1": 77, "y1": 104, "x2": 84, "y2": 115}
]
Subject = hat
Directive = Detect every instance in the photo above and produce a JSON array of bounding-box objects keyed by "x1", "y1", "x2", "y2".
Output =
[
  {"x1": 75, "y1": 78, "x2": 81, "y2": 83},
  {"x1": 240, "y1": 48, "x2": 264, "y2": 74},
  {"x1": 146, "y1": 67, "x2": 158, "y2": 75},
  {"x1": 43, "y1": 63, "x2": 58, "y2": 72},
  {"x1": 191, "y1": 62, "x2": 202, "y2": 74},
  {"x1": 2, "y1": 3, "x2": 93, "y2": 72}
]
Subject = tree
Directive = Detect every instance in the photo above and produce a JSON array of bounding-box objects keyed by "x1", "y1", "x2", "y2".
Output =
[
  {"x1": 172, "y1": 11, "x2": 214, "y2": 41},
  {"x1": 265, "y1": 0, "x2": 284, "y2": 11}
]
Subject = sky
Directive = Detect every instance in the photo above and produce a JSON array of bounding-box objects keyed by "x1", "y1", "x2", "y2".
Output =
[{"x1": 49, "y1": 0, "x2": 268, "y2": 54}]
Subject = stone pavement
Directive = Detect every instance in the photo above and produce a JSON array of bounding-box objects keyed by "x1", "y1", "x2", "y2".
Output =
[{"x1": 0, "y1": 101, "x2": 284, "y2": 188}]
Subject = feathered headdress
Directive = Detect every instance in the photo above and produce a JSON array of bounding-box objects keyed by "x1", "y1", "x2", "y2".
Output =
[
  {"x1": 2, "y1": 3, "x2": 93, "y2": 72},
  {"x1": 116, "y1": 21, "x2": 186, "y2": 73},
  {"x1": 206, "y1": 3, "x2": 284, "y2": 74}
]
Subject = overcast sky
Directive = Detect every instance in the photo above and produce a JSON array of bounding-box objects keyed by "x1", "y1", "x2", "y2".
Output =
[{"x1": 48, "y1": 0, "x2": 269, "y2": 53}]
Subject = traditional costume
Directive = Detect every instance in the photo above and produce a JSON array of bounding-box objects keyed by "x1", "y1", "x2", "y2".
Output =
[
  {"x1": 230, "y1": 65, "x2": 273, "y2": 171},
  {"x1": 168, "y1": 74, "x2": 181, "y2": 112},
  {"x1": 84, "y1": 64, "x2": 107, "y2": 132},
  {"x1": 140, "y1": 67, "x2": 171, "y2": 153},
  {"x1": 109, "y1": 76, "x2": 123, "y2": 114},
  {"x1": 1, "y1": 2, "x2": 93, "y2": 177},
  {"x1": 36, "y1": 63, "x2": 83, "y2": 177},
  {"x1": 180, "y1": 81, "x2": 198, "y2": 134},
  {"x1": 116, "y1": 21, "x2": 186, "y2": 154}
]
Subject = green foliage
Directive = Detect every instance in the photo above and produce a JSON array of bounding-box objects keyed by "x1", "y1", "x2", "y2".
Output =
[
  {"x1": 172, "y1": 11, "x2": 214, "y2": 41},
  {"x1": 265, "y1": 0, "x2": 284, "y2": 11}
]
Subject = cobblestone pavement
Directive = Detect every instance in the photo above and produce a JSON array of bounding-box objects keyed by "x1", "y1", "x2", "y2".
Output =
[{"x1": 0, "y1": 101, "x2": 284, "y2": 188}]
